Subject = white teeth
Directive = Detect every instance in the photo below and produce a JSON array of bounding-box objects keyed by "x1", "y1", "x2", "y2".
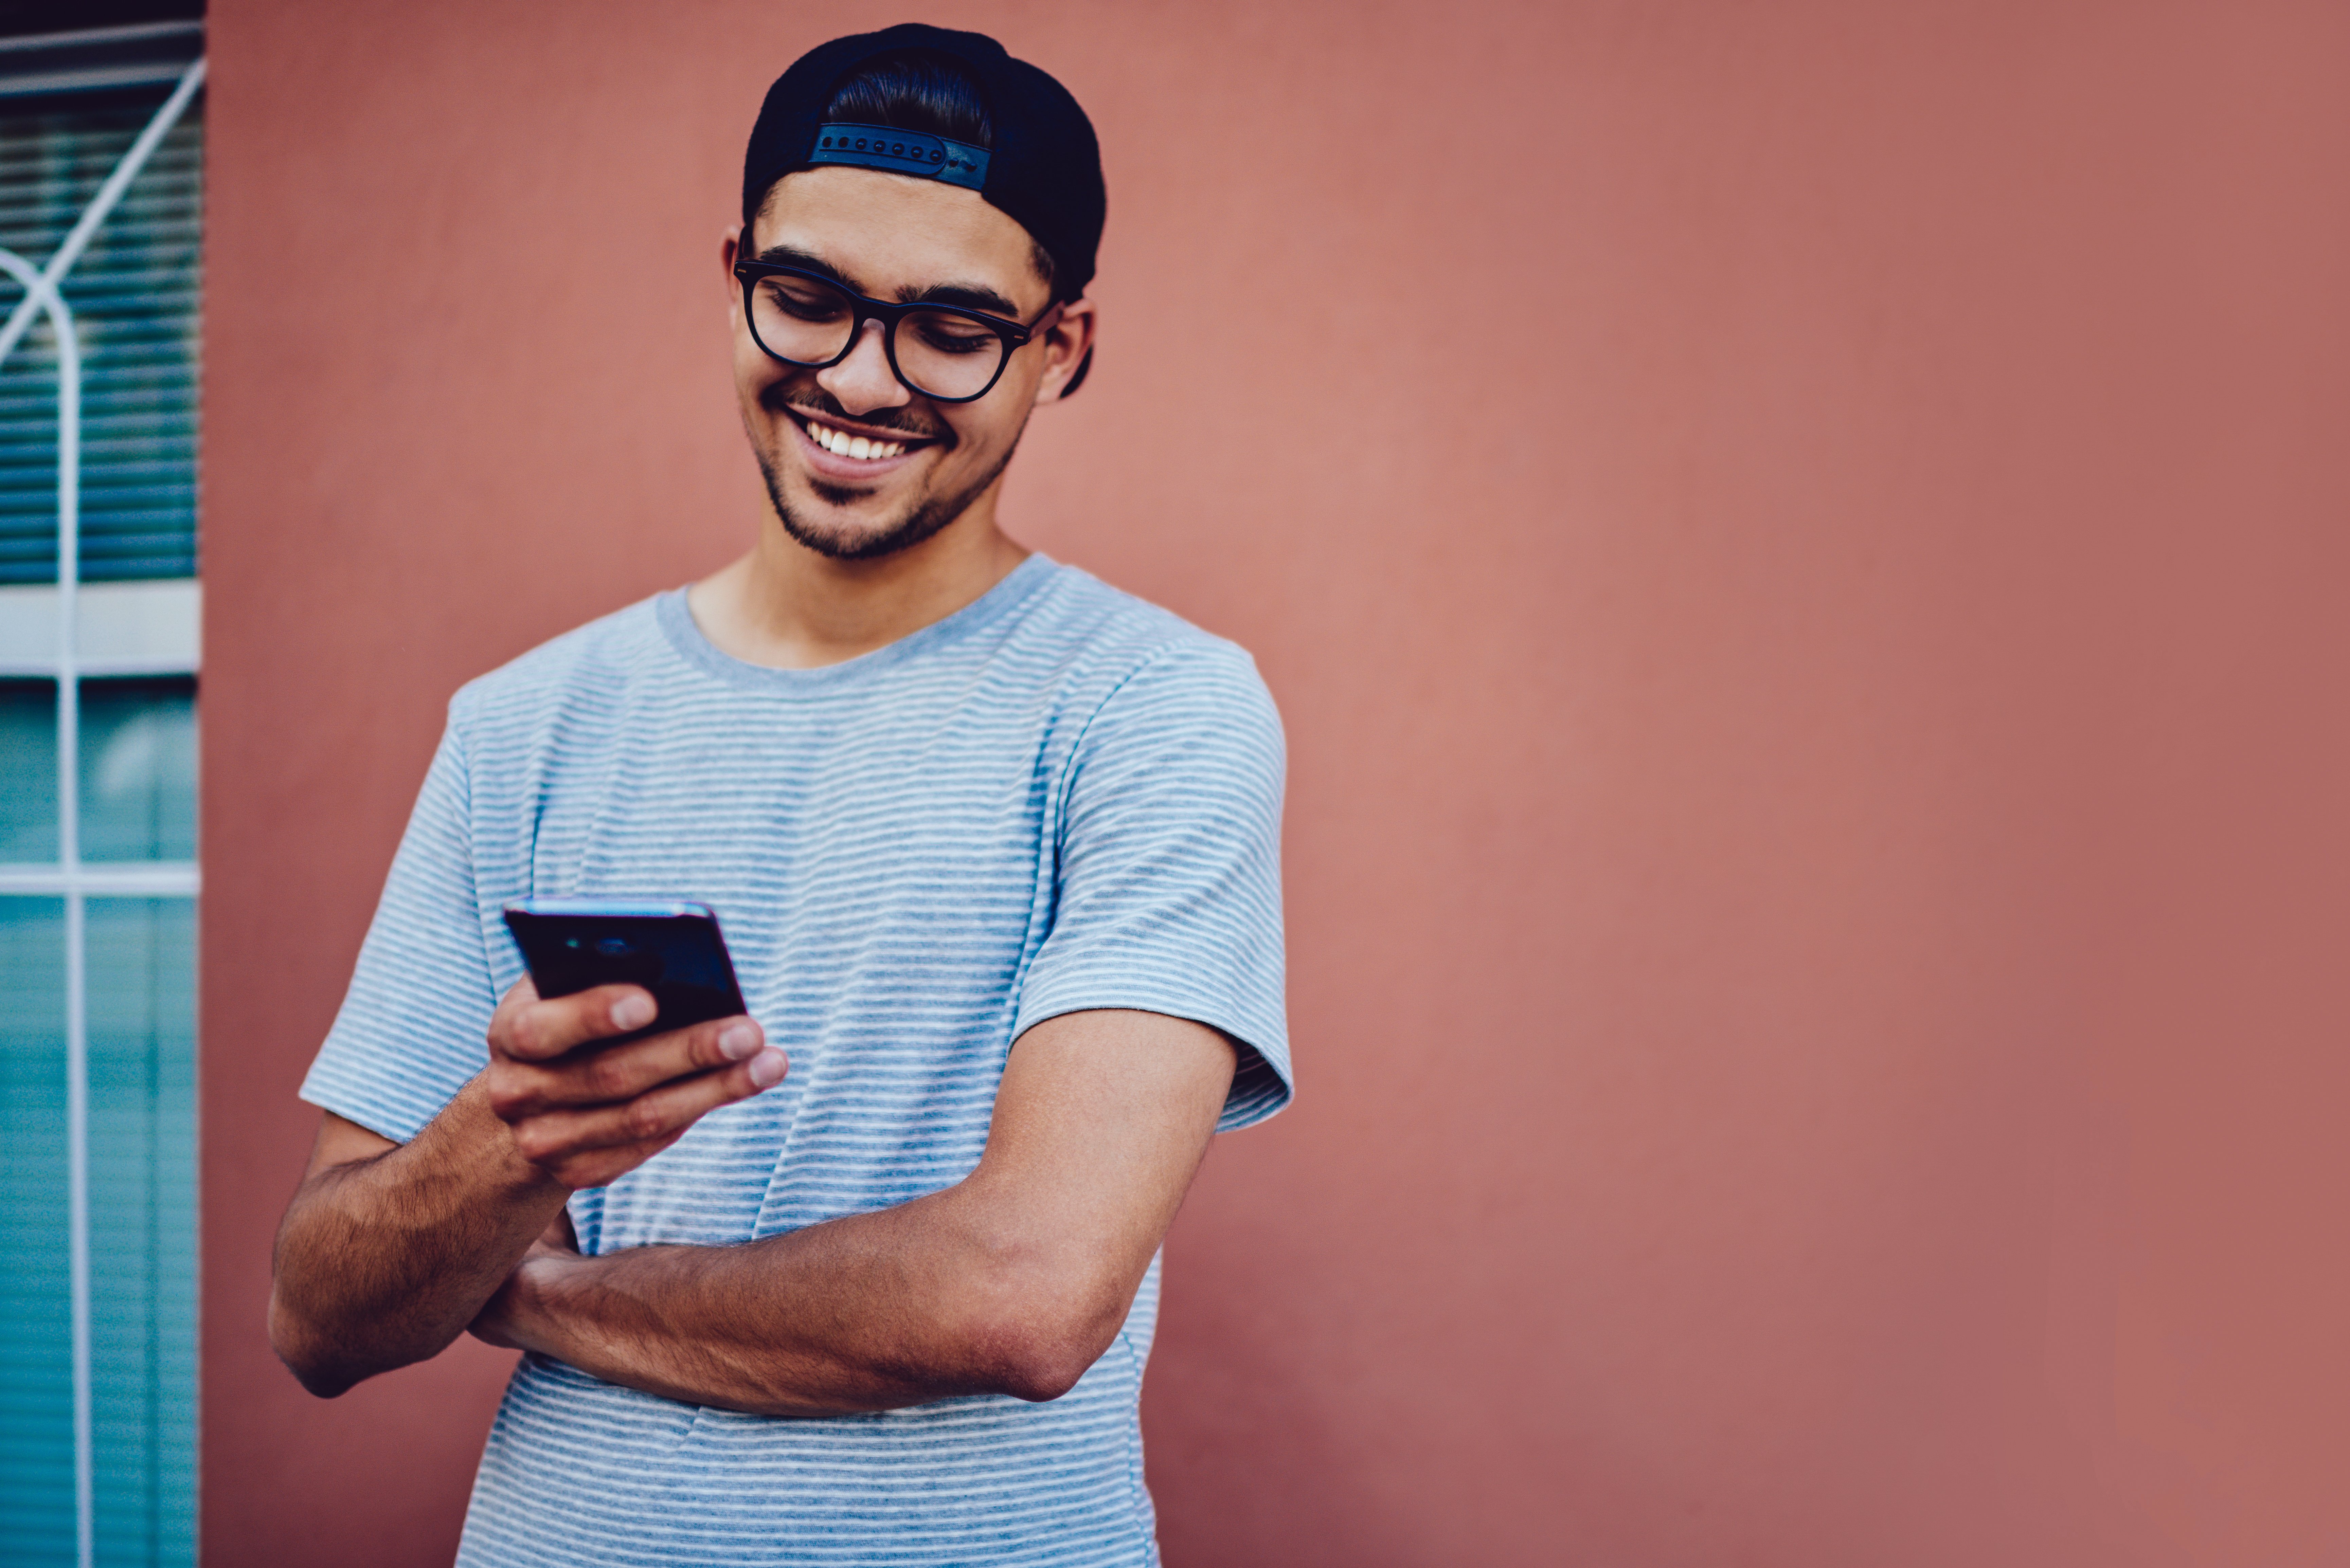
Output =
[{"x1": 807, "y1": 419, "x2": 908, "y2": 460}]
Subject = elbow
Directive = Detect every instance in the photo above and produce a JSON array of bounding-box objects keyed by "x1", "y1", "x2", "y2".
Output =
[
  {"x1": 287, "y1": 1363, "x2": 360, "y2": 1401},
  {"x1": 991, "y1": 1331, "x2": 1101, "y2": 1404},
  {"x1": 935, "y1": 1208, "x2": 1150, "y2": 1403},
  {"x1": 267, "y1": 1290, "x2": 363, "y2": 1400},
  {"x1": 967, "y1": 1274, "x2": 1133, "y2": 1404}
]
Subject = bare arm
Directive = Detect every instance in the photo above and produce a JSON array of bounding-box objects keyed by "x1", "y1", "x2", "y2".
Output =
[
  {"x1": 269, "y1": 980, "x2": 787, "y2": 1397},
  {"x1": 470, "y1": 1008, "x2": 1237, "y2": 1414}
]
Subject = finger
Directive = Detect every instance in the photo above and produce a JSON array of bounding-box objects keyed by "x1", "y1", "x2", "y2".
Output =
[
  {"x1": 509, "y1": 1048, "x2": 788, "y2": 1171},
  {"x1": 486, "y1": 975, "x2": 541, "y2": 1041},
  {"x1": 490, "y1": 982, "x2": 659, "y2": 1063},
  {"x1": 490, "y1": 1014, "x2": 767, "y2": 1117},
  {"x1": 511, "y1": 1052, "x2": 783, "y2": 1175}
]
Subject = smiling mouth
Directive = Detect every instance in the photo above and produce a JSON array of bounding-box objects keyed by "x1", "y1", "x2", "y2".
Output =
[{"x1": 792, "y1": 409, "x2": 934, "y2": 462}]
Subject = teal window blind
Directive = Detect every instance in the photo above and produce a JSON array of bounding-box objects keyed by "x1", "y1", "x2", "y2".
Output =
[
  {"x1": 0, "y1": 89, "x2": 202, "y2": 582},
  {"x1": 1, "y1": 888, "x2": 196, "y2": 1566},
  {"x1": 0, "y1": 29, "x2": 203, "y2": 1565}
]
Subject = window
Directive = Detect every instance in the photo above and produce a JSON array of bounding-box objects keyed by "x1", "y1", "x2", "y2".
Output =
[{"x1": 0, "y1": 14, "x2": 204, "y2": 1566}]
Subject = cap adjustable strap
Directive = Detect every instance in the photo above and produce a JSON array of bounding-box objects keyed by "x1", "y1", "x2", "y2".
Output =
[{"x1": 808, "y1": 122, "x2": 991, "y2": 190}]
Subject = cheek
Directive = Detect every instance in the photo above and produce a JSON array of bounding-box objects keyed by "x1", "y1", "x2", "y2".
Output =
[
  {"x1": 937, "y1": 399, "x2": 1023, "y2": 457},
  {"x1": 733, "y1": 341, "x2": 792, "y2": 409}
]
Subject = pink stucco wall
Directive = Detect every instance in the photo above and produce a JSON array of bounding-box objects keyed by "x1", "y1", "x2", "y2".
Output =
[{"x1": 200, "y1": 3, "x2": 2350, "y2": 1562}]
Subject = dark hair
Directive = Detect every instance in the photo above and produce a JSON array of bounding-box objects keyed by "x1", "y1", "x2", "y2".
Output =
[
  {"x1": 825, "y1": 47, "x2": 994, "y2": 146},
  {"x1": 817, "y1": 49, "x2": 1065, "y2": 304}
]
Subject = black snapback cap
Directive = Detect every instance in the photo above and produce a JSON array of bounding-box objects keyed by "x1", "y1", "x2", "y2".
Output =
[{"x1": 741, "y1": 23, "x2": 1106, "y2": 297}]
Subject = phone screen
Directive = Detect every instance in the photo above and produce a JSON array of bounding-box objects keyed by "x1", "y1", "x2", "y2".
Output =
[{"x1": 502, "y1": 899, "x2": 748, "y2": 1042}]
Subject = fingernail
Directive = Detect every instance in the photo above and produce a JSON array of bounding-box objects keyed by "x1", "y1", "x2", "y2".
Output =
[
  {"x1": 747, "y1": 1049, "x2": 787, "y2": 1088},
  {"x1": 612, "y1": 994, "x2": 655, "y2": 1030},
  {"x1": 719, "y1": 1021, "x2": 762, "y2": 1060}
]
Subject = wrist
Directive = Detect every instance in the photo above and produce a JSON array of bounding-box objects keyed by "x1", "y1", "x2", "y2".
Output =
[
  {"x1": 446, "y1": 1075, "x2": 574, "y2": 1201},
  {"x1": 476, "y1": 1246, "x2": 574, "y2": 1355},
  {"x1": 526, "y1": 1245, "x2": 595, "y2": 1342}
]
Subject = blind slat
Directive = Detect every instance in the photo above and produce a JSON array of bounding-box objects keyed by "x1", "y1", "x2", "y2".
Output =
[{"x1": 0, "y1": 93, "x2": 201, "y2": 584}]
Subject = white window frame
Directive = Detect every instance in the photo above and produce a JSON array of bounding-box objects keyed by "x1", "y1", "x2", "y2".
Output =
[{"x1": 0, "y1": 50, "x2": 206, "y2": 1568}]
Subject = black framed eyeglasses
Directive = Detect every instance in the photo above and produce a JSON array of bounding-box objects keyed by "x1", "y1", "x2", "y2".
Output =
[{"x1": 733, "y1": 260, "x2": 1057, "y2": 404}]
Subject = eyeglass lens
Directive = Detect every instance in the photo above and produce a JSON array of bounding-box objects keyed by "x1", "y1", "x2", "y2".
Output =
[{"x1": 747, "y1": 273, "x2": 1009, "y2": 400}]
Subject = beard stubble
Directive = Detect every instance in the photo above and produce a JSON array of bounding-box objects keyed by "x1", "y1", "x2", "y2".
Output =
[{"x1": 752, "y1": 389, "x2": 1027, "y2": 562}]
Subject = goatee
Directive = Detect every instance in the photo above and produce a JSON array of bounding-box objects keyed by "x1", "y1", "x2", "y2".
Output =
[{"x1": 754, "y1": 409, "x2": 1023, "y2": 562}]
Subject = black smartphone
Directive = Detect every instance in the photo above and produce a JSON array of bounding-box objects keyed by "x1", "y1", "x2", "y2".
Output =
[{"x1": 501, "y1": 899, "x2": 748, "y2": 1045}]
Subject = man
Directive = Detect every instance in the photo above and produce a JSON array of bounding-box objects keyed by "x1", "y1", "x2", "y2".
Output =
[{"x1": 268, "y1": 24, "x2": 1289, "y2": 1566}]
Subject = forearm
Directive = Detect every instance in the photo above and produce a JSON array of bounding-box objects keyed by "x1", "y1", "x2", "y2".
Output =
[
  {"x1": 479, "y1": 1009, "x2": 1233, "y2": 1418},
  {"x1": 489, "y1": 1177, "x2": 1122, "y2": 1417},
  {"x1": 270, "y1": 1079, "x2": 570, "y2": 1396}
]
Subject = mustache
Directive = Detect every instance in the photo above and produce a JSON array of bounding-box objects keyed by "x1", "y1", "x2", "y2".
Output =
[{"x1": 766, "y1": 384, "x2": 951, "y2": 445}]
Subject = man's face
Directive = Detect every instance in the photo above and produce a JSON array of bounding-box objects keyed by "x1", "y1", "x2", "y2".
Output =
[{"x1": 728, "y1": 165, "x2": 1091, "y2": 561}]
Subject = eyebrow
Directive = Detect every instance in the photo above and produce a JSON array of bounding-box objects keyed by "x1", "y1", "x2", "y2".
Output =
[{"x1": 752, "y1": 243, "x2": 1025, "y2": 321}]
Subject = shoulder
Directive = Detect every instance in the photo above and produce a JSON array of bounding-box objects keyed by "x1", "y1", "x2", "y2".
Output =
[
  {"x1": 443, "y1": 595, "x2": 670, "y2": 744},
  {"x1": 1021, "y1": 563, "x2": 1278, "y2": 725},
  {"x1": 1015, "y1": 568, "x2": 1283, "y2": 801}
]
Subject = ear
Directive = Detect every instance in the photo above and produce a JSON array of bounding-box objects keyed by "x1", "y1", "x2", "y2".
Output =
[
  {"x1": 1033, "y1": 297, "x2": 1098, "y2": 406},
  {"x1": 722, "y1": 222, "x2": 746, "y2": 324}
]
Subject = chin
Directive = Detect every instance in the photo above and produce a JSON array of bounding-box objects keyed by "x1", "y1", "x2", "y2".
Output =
[
  {"x1": 754, "y1": 431, "x2": 1017, "y2": 564},
  {"x1": 776, "y1": 494, "x2": 955, "y2": 563}
]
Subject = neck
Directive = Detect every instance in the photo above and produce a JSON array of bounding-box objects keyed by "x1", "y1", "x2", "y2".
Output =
[{"x1": 685, "y1": 493, "x2": 1030, "y2": 670}]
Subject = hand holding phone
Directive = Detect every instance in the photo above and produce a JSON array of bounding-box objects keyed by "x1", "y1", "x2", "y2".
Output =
[{"x1": 484, "y1": 899, "x2": 782, "y2": 1190}]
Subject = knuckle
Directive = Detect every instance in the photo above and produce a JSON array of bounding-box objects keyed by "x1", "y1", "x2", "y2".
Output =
[
  {"x1": 581, "y1": 1054, "x2": 630, "y2": 1102},
  {"x1": 505, "y1": 1014, "x2": 547, "y2": 1058},
  {"x1": 484, "y1": 1072, "x2": 530, "y2": 1119},
  {"x1": 621, "y1": 1098, "x2": 670, "y2": 1143}
]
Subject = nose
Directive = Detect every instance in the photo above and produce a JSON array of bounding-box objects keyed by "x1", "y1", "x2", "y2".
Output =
[{"x1": 815, "y1": 320, "x2": 911, "y2": 416}]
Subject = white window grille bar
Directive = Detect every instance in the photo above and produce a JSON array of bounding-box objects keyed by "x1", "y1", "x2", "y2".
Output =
[
  {"x1": 0, "y1": 55, "x2": 207, "y2": 1568},
  {"x1": 0, "y1": 238, "x2": 93, "y2": 1568},
  {"x1": 0, "y1": 863, "x2": 202, "y2": 895},
  {"x1": 0, "y1": 581, "x2": 204, "y2": 678},
  {"x1": 0, "y1": 53, "x2": 204, "y2": 367}
]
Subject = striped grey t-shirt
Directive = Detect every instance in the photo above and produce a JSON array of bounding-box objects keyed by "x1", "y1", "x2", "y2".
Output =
[{"x1": 300, "y1": 554, "x2": 1291, "y2": 1566}]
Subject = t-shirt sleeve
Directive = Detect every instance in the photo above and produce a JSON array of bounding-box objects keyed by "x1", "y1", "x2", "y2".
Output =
[
  {"x1": 1012, "y1": 640, "x2": 1292, "y2": 1131},
  {"x1": 298, "y1": 716, "x2": 503, "y2": 1143}
]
